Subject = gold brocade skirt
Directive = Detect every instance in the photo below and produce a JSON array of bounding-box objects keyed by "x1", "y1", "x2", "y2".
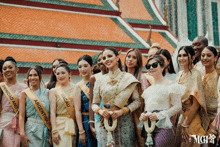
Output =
[{"x1": 53, "y1": 115, "x2": 76, "y2": 147}]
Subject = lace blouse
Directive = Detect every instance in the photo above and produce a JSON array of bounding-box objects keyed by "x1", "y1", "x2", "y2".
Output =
[{"x1": 142, "y1": 82, "x2": 184, "y2": 129}]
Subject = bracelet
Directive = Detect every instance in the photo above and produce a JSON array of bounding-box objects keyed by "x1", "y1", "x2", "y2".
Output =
[
  {"x1": 79, "y1": 130, "x2": 85, "y2": 135},
  {"x1": 181, "y1": 124, "x2": 189, "y2": 128},
  {"x1": 89, "y1": 121, "x2": 95, "y2": 124},
  {"x1": 52, "y1": 129, "x2": 58, "y2": 134},
  {"x1": 95, "y1": 108, "x2": 101, "y2": 115},
  {"x1": 122, "y1": 107, "x2": 130, "y2": 116}
]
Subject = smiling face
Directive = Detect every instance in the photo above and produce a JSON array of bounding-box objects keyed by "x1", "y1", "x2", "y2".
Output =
[
  {"x1": 192, "y1": 38, "x2": 206, "y2": 58},
  {"x1": 56, "y1": 67, "x2": 70, "y2": 84},
  {"x1": 78, "y1": 60, "x2": 92, "y2": 77},
  {"x1": 2, "y1": 61, "x2": 18, "y2": 79},
  {"x1": 103, "y1": 49, "x2": 119, "y2": 71},
  {"x1": 28, "y1": 69, "x2": 40, "y2": 87},
  {"x1": 97, "y1": 54, "x2": 106, "y2": 71},
  {"x1": 147, "y1": 59, "x2": 163, "y2": 77},
  {"x1": 201, "y1": 48, "x2": 217, "y2": 67},
  {"x1": 125, "y1": 51, "x2": 138, "y2": 69},
  {"x1": 52, "y1": 60, "x2": 60, "y2": 75},
  {"x1": 178, "y1": 49, "x2": 191, "y2": 68}
]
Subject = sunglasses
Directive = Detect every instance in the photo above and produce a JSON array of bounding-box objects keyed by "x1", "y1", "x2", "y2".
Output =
[{"x1": 145, "y1": 62, "x2": 159, "y2": 70}]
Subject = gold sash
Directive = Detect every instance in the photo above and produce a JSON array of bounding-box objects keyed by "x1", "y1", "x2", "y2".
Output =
[
  {"x1": 102, "y1": 72, "x2": 139, "y2": 109},
  {"x1": 144, "y1": 74, "x2": 154, "y2": 85},
  {"x1": 55, "y1": 87, "x2": 75, "y2": 120},
  {"x1": 78, "y1": 82, "x2": 90, "y2": 100},
  {"x1": 23, "y1": 88, "x2": 51, "y2": 131},
  {"x1": 0, "y1": 82, "x2": 19, "y2": 113}
]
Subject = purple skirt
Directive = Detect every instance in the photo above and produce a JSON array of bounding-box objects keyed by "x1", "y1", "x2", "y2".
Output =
[{"x1": 141, "y1": 115, "x2": 175, "y2": 147}]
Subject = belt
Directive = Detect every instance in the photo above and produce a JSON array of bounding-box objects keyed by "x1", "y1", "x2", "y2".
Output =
[
  {"x1": 27, "y1": 117, "x2": 44, "y2": 124},
  {"x1": 82, "y1": 112, "x2": 89, "y2": 115}
]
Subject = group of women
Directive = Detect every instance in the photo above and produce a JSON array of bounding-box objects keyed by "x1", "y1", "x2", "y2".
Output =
[{"x1": 0, "y1": 45, "x2": 219, "y2": 147}]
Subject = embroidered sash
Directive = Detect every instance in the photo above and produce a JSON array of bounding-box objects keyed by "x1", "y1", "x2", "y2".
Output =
[
  {"x1": 23, "y1": 88, "x2": 51, "y2": 131},
  {"x1": 78, "y1": 82, "x2": 90, "y2": 100},
  {"x1": 55, "y1": 87, "x2": 75, "y2": 120},
  {"x1": 0, "y1": 82, "x2": 19, "y2": 113}
]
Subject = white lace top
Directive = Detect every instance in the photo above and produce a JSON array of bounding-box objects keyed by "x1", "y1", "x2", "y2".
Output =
[
  {"x1": 142, "y1": 82, "x2": 184, "y2": 129},
  {"x1": 164, "y1": 73, "x2": 176, "y2": 83}
]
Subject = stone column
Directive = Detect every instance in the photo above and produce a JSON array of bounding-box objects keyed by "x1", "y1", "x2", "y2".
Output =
[
  {"x1": 205, "y1": 0, "x2": 214, "y2": 45},
  {"x1": 197, "y1": 0, "x2": 204, "y2": 36}
]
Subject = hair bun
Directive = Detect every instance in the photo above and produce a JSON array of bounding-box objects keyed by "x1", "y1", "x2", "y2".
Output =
[
  {"x1": 5, "y1": 56, "x2": 16, "y2": 64},
  {"x1": 34, "y1": 65, "x2": 44, "y2": 74}
]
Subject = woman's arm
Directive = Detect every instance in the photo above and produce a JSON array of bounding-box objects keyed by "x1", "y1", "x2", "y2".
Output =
[
  {"x1": 49, "y1": 89, "x2": 60, "y2": 145},
  {"x1": 19, "y1": 91, "x2": 32, "y2": 147},
  {"x1": 74, "y1": 84, "x2": 87, "y2": 146},
  {"x1": 89, "y1": 76, "x2": 96, "y2": 137},
  {"x1": 182, "y1": 96, "x2": 200, "y2": 126}
]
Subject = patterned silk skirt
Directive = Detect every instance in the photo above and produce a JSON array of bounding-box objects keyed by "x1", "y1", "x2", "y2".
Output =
[{"x1": 98, "y1": 114, "x2": 136, "y2": 147}]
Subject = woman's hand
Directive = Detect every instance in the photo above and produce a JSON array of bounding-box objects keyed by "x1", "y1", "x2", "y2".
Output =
[
  {"x1": 89, "y1": 124, "x2": 97, "y2": 138},
  {"x1": 21, "y1": 134, "x2": 32, "y2": 147},
  {"x1": 53, "y1": 132, "x2": 61, "y2": 145},
  {"x1": 181, "y1": 127, "x2": 190, "y2": 142},
  {"x1": 99, "y1": 110, "x2": 110, "y2": 119},
  {"x1": 140, "y1": 113, "x2": 148, "y2": 121},
  {"x1": 111, "y1": 109, "x2": 123, "y2": 121},
  {"x1": 148, "y1": 113, "x2": 158, "y2": 121},
  {"x1": 79, "y1": 133, "x2": 87, "y2": 146}
]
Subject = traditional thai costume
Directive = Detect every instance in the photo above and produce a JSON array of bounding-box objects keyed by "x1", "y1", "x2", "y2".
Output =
[
  {"x1": 25, "y1": 88, "x2": 50, "y2": 147},
  {"x1": 175, "y1": 68, "x2": 209, "y2": 147},
  {"x1": 140, "y1": 80, "x2": 183, "y2": 147},
  {"x1": 92, "y1": 68, "x2": 141, "y2": 147},
  {"x1": 50, "y1": 86, "x2": 76, "y2": 147},
  {"x1": 0, "y1": 82, "x2": 27, "y2": 147},
  {"x1": 77, "y1": 81, "x2": 97, "y2": 147}
]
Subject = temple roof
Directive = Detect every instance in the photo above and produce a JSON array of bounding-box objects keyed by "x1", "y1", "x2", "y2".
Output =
[
  {"x1": 0, "y1": 3, "x2": 149, "y2": 50},
  {"x1": 0, "y1": 44, "x2": 148, "y2": 72},
  {"x1": 112, "y1": 0, "x2": 179, "y2": 53}
]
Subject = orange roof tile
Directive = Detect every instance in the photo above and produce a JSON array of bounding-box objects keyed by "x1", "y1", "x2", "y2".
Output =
[
  {"x1": 112, "y1": 0, "x2": 153, "y2": 21},
  {"x1": 0, "y1": 46, "x2": 147, "y2": 67},
  {"x1": 0, "y1": 5, "x2": 134, "y2": 44},
  {"x1": 136, "y1": 31, "x2": 175, "y2": 54},
  {"x1": 62, "y1": 0, "x2": 104, "y2": 6}
]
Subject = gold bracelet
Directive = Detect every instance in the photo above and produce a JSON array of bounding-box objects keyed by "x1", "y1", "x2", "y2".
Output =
[
  {"x1": 122, "y1": 107, "x2": 130, "y2": 116},
  {"x1": 79, "y1": 130, "x2": 85, "y2": 135},
  {"x1": 181, "y1": 124, "x2": 189, "y2": 128},
  {"x1": 95, "y1": 108, "x2": 101, "y2": 115},
  {"x1": 52, "y1": 129, "x2": 58, "y2": 134}
]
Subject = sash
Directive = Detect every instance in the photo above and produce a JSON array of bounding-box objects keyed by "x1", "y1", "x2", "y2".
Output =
[
  {"x1": 0, "y1": 82, "x2": 19, "y2": 113},
  {"x1": 102, "y1": 72, "x2": 139, "y2": 109},
  {"x1": 55, "y1": 87, "x2": 75, "y2": 120},
  {"x1": 78, "y1": 82, "x2": 90, "y2": 100},
  {"x1": 144, "y1": 74, "x2": 154, "y2": 85},
  {"x1": 23, "y1": 88, "x2": 51, "y2": 131}
]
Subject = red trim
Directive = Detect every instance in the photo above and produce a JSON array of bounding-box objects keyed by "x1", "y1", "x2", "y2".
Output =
[
  {"x1": 18, "y1": 67, "x2": 79, "y2": 75},
  {"x1": 167, "y1": 30, "x2": 179, "y2": 41},
  {"x1": 130, "y1": 23, "x2": 169, "y2": 30},
  {"x1": 0, "y1": 0, "x2": 121, "y2": 16},
  {"x1": 0, "y1": 38, "x2": 149, "y2": 53}
]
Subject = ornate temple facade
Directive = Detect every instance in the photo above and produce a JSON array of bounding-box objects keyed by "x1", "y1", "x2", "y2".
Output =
[{"x1": 155, "y1": 0, "x2": 220, "y2": 47}]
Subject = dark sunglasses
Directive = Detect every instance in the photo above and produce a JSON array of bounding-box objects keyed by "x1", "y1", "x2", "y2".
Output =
[{"x1": 145, "y1": 62, "x2": 159, "y2": 70}]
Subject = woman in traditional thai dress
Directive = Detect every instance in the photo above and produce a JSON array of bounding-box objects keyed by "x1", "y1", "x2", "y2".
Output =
[
  {"x1": 19, "y1": 65, "x2": 50, "y2": 147},
  {"x1": 73, "y1": 55, "x2": 97, "y2": 147},
  {"x1": 92, "y1": 47, "x2": 141, "y2": 146},
  {"x1": 155, "y1": 49, "x2": 176, "y2": 83},
  {"x1": 175, "y1": 46, "x2": 209, "y2": 147},
  {"x1": 45, "y1": 58, "x2": 68, "y2": 89},
  {"x1": 89, "y1": 52, "x2": 108, "y2": 146},
  {"x1": 139, "y1": 55, "x2": 182, "y2": 147},
  {"x1": 201, "y1": 47, "x2": 219, "y2": 144},
  {"x1": 49, "y1": 63, "x2": 76, "y2": 147},
  {"x1": 0, "y1": 57, "x2": 27, "y2": 147},
  {"x1": 124, "y1": 48, "x2": 151, "y2": 147}
]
